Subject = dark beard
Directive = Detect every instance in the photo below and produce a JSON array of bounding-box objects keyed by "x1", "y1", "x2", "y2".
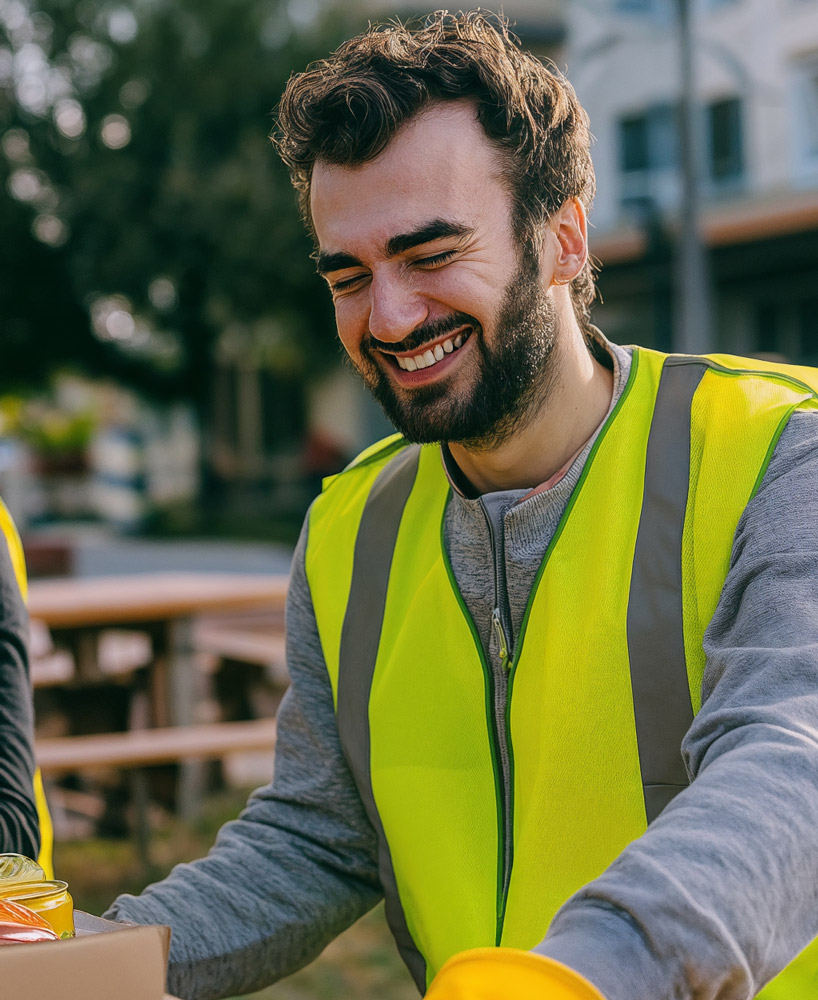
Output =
[{"x1": 350, "y1": 244, "x2": 559, "y2": 448}]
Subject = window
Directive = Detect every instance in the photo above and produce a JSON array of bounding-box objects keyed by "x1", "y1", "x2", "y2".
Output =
[
  {"x1": 618, "y1": 104, "x2": 680, "y2": 210},
  {"x1": 614, "y1": 0, "x2": 662, "y2": 11},
  {"x1": 753, "y1": 299, "x2": 818, "y2": 365},
  {"x1": 619, "y1": 104, "x2": 679, "y2": 173},
  {"x1": 754, "y1": 303, "x2": 779, "y2": 356},
  {"x1": 620, "y1": 115, "x2": 650, "y2": 173},
  {"x1": 707, "y1": 97, "x2": 744, "y2": 183},
  {"x1": 613, "y1": 0, "x2": 674, "y2": 25},
  {"x1": 793, "y1": 55, "x2": 818, "y2": 171}
]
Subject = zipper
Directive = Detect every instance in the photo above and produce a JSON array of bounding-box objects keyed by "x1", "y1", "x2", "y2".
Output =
[
  {"x1": 491, "y1": 608, "x2": 511, "y2": 671},
  {"x1": 480, "y1": 495, "x2": 516, "y2": 940}
]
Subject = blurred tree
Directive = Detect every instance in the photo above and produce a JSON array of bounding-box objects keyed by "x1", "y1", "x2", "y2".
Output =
[{"x1": 0, "y1": 0, "x2": 351, "y2": 407}]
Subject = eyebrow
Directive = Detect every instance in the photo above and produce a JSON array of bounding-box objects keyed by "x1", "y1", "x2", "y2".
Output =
[{"x1": 314, "y1": 219, "x2": 471, "y2": 276}]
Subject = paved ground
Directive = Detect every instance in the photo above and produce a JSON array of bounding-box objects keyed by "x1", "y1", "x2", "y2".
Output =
[
  {"x1": 74, "y1": 536, "x2": 294, "y2": 577},
  {"x1": 29, "y1": 525, "x2": 294, "y2": 578}
]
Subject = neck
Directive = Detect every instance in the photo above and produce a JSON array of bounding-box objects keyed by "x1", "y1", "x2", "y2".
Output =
[{"x1": 447, "y1": 327, "x2": 614, "y2": 495}]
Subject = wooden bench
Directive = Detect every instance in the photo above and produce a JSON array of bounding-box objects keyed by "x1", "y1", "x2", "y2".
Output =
[
  {"x1": 36, "y1": 719, "x2": 277, "y2": 866},
  {"x1": 36, "y1": 718, "x2": 277, "y2": 773},
  {"x1": 193, "y1": 622, "x2": 289, "y2": 685},
  {"x1": 193, "y1": 620, "x2": 289, "y2": 725}
]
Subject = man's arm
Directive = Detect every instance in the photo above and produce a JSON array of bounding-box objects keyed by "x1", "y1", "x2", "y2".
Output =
[
  {"x1": 105, "y1": 516, "x2": 382, "y2": 1000},
  {"x1": 0, "y1": 513, "x2": 40, "y2": 859},
  {"x1": 533, "y1": 408, "x2": 818, "y2": 1000}
]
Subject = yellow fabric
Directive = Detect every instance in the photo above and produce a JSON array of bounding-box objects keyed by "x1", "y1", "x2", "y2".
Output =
[
  {"x1": 0, "y1": 500, "x2": 27, "y2": 603},
  {"x1": 369, "y1": 445, "x2": 498, "y2": 970},
  {"x1": 0, "y1": 500, "x2": 54, "y2": 877},
  {"x1": 680, "y1": 358, "x2": 818, "y2": 711},
  {"x1": 306, "y1": 349, "x2": 818, "y2": 993},
  {"x1": 33, "y1": 770, "x2": 53, "y2": 879},
  {"x1": 501, "y1": 349, "x2": 653, "y2": 946},
  {"x1": 426, "y1": 949, "x2": 606, "y2": 1000},
  {"x1": 307, "y1": 442, "x2": 399, "y2": 706}
]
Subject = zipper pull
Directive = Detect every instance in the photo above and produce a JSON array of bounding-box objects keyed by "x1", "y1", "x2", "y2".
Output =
[{"x1": 491, "y1": 607, "x2": 511, "y2": 671}]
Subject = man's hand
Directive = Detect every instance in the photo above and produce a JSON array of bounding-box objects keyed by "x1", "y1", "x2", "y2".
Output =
[{"x1": 425, "y1": 949, "x2": 606, "y2": 999}]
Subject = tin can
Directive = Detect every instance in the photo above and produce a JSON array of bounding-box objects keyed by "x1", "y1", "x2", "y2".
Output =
[{"x1": 0, "y1": 880, "x2": 74, "y2": 938}]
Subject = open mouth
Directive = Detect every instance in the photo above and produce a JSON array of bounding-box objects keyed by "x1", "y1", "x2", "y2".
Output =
[{"x1": 391, "y1": 328, "x2": 472, "y2": 372}]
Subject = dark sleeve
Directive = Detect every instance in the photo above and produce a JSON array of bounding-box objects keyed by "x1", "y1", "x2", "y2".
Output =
[{"x1": 0, "y1": 526, "x2": 40, "y2": 858}]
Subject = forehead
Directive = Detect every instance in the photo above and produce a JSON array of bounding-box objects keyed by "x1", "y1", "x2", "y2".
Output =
[{"x1": 310, "y1": 101, "x2": 511, "y2": 254}]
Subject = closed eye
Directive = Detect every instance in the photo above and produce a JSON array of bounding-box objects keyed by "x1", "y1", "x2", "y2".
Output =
[
  {"x1": 330, "y1": 272, "x2": 369, "y2": 294},
  {"x1": 329, "y1": 249, "x2": 458, "y2": 294},
  {"x1": 414, "y1": 249, "x2": 458, "y2": 268}
]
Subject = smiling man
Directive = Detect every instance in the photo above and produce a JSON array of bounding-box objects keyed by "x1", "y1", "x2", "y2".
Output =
[
  {"x1": 308, "y1": 101, "x2": 611, "y2": 485},
  {"x1": 106, "y1": 12, "x2": 818, "y2": 1000}
]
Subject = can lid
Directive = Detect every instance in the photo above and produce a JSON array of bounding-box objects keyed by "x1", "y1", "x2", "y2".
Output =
[
  {"x1": 0, "y1": 854, "x2": 46, "y2": 884},
  {"x1": 0, "y1": 879, "x2": 69, "y2": 902}
]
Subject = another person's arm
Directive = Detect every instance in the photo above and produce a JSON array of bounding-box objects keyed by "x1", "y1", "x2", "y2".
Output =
[
  {"x1": 105, "y1": 517, "x2": 382, "y2": 1000},
  {"x1": 0, "y1": 506, "x2": 40, "y2": 859}
]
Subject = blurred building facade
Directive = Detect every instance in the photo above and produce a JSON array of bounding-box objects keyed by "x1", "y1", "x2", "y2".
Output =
[
  {"x1": 566, "y1": 0, "x2": 818, "y2": 360},
  {"x1": 208, "y1": 0, "x2": 567, "y2": 492},
  {"x1": 208, "y1": 0, "x2": 818, "y2": 507},
  {"x1": 266, "y1": 0, "x2": 567, "y2": 477}
]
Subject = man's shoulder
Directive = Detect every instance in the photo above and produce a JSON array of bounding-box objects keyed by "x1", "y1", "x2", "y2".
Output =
[
  {"x1": 339, "y1": 433, "x2": 408, "y2": 476},
  {"x1": 761, "y1": 406, "x2": 818, "y2": 484}
]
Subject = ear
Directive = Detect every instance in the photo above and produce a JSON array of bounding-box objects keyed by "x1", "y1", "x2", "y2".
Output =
[{"x1": 549, "y1": 198, "x2": 588, "y2": 287}]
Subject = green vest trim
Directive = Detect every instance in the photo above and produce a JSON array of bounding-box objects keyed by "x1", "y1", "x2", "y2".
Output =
[{"x1": 306, "y1": 347, "x2": 818, "y2": 993}]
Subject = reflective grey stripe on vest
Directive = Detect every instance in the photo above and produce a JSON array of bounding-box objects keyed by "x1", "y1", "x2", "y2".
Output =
[
  {"x1": 627, "y1": 357, "x2": 706, "y2": 823},
  {"x1": 336, "y1": 444, "x2": 426, "y2": 992}
]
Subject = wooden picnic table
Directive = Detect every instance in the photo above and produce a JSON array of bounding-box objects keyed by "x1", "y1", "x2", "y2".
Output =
[
  {"x1": 28, "y1": 572, "x2": 289, "y2": 818},
  {"x1": 28, "y1": 572, "x2": 288, "y2": 630}
]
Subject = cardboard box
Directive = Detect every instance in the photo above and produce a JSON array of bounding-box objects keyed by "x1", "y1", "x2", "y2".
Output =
[{"x1": 2, "y1": 911, "x2": 177, "y2": 1000}]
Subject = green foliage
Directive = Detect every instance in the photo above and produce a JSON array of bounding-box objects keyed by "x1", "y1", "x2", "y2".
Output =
[
  {"x1": 0, "y1": 0, "x2": 359, "y2": 406},
  {"x1": 18, "y1": 403, "x2": 96, "y2": 454},
  {"x1": 0, "y1": 390, "x2": 96, "y2": 455}
]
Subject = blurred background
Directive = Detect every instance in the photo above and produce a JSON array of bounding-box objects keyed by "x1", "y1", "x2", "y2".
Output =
[
  {"x1": 1, "y1": 0, "x2": 817, "y2": 542},
  {"x1": 2, "y1": 0, "x2": 817, "y2": 996}
]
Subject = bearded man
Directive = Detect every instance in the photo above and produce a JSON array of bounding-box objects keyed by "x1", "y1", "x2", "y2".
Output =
[{"x1": 106, "y1": 12, "x2": 818, "y2": 1000}]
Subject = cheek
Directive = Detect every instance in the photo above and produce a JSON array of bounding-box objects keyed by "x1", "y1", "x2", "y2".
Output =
[
  {"x1": 425, "y1": 269, "x2": 505, "y2": 318},
  {"x1": 333, "y1": 299, "x2": 368, "y2": 356}
]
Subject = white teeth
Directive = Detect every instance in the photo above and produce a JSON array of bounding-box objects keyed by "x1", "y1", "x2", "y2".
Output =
[{"x1": 395, "y1": 330, "x2": 469, "y2": 372}]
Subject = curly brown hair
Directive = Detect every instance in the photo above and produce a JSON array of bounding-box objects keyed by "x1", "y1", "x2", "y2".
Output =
[{"x1": 274, "y1": 10, "x2": 598, "y2": 336}]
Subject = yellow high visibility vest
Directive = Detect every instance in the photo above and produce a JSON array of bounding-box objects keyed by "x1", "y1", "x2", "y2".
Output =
[
  {"x1": 306, "y1": 348, "x2": 818, "y2": 996},
  {"x1": 0, "y1": 500, "x2": 54, "y2": 878}
]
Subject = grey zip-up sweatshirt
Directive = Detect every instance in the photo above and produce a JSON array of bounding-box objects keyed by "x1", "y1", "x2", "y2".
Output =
[{"x1": 107, "y1": 343, "x2": 818, "y2": 1000}]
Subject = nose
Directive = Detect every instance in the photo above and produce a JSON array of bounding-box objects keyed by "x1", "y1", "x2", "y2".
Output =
[{"x1": 367, "y1": 271, "x2": 429, "y2": 344}]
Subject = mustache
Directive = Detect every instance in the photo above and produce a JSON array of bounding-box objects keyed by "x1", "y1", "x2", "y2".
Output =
[{"x1": 365, "y1": 312, "x2": 479, "y2": 356}]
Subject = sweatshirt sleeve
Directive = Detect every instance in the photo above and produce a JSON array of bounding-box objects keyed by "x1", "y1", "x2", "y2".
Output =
[
  {"x1": 104, "y1": 513, "x2": 382, "y2": 1000},
  {"x1": 534, "y1": 408, "x2": 818, "y2": 1000},
  {"x1": 0, "y1": 518, "x2": 40, "y2": 859}
]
